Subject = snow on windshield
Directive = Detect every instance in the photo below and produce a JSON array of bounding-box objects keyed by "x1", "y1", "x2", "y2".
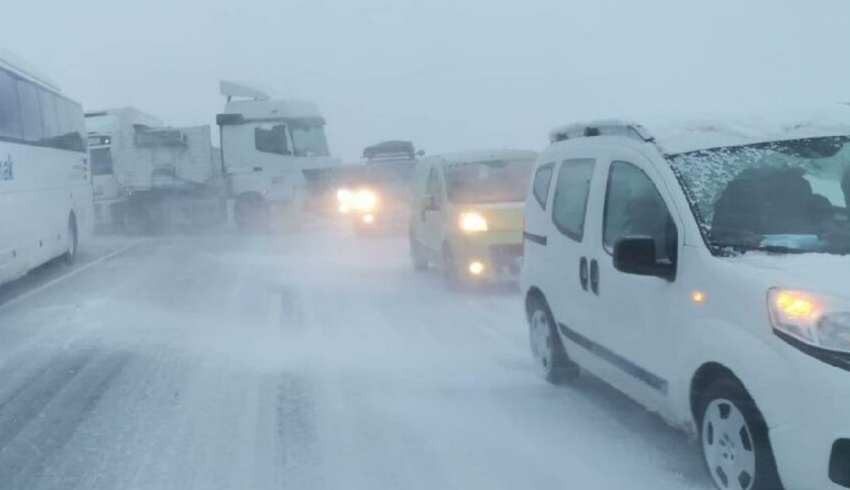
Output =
[{"x1": 669, "y1": 137, "x2": 850, "y2": 253}]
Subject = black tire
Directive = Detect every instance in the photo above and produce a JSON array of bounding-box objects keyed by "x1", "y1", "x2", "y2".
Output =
[
  {"x1": 63, "y1": 214, "x2": 78, "y2": 266},
  {"x1": 697, "y1": 378, "x2": 783, "y2": 490},
  {"x1": 235, "y1": 195, "x2": 270, "y2": 233},
  {"x1": 410, "y1": 235, "x2": 428, "y2": 271},
  {"x1": 527, "y1": 295, "x2": 579, "y2": 384}
]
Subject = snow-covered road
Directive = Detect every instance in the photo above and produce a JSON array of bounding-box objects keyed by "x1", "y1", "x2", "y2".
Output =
[{"x1": 0, "y1": 226, "x2": 713, "y2": 489}]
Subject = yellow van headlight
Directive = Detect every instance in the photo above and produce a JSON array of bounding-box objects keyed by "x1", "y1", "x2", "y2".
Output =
[{"x1": 459, "y1": 211, "x2": 488, "y2": 233}]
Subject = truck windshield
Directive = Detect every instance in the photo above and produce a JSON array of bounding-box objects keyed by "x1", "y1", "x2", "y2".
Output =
[
  {"x1": 445, "y1": 159, "x2": 533, "y2": 204},
  {"x1": 669, "y1": 136, "x2": 850, "y2": 255},
  {"x1": 290, "y1": 122, "x2": 329, "y2": 157}
]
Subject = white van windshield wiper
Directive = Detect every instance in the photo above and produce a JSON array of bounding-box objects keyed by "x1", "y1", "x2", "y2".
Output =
[{"x1": 711, "y1": 242, "x2": 809, "y2": 254}]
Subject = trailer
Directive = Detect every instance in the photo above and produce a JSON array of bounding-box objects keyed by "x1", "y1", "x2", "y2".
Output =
[
  {"x1": 216, "y1": 81, "x2": 341, "y2": 231},
  {"x1": 86, "y1": 108, "x2": 225, "y2": 233}
]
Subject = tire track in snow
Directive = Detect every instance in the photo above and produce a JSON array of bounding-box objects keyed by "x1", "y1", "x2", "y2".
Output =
[
  {"x1": 0, "y1": 348, "x2": 131, "y2": 489},
  {"x1": 276, "y1": 374, "x2": 324, "y2": 490}
]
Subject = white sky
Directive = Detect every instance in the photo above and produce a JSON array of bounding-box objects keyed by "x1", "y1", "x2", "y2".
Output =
[{"x1": 4, "y1": 0, "x2": 850, "y2": 160}]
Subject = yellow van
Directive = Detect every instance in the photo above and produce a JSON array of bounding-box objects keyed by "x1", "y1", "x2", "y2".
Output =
[{"x1": 409, "y1": 150, "x2": 536, "y2": 284}]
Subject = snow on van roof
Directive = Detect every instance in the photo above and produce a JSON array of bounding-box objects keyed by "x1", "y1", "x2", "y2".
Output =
[
  {"x1": 550, "y1": 105, "x2": 850, "y2": 155},
  {"x1": 0, "y1": 49, "x2": 61, "y2": 93},
  {"x1": 428, "y1": 149, "x2": 537, "y2": 165}
]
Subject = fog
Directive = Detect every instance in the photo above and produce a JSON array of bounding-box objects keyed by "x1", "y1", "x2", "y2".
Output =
[{"x1": 5, "y1": 0, "x2": 850, "y2": 159}]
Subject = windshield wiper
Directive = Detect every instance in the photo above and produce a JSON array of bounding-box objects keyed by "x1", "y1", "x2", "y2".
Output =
[{"x1": 711, "y1": 242, "x2": 808, "y2": 254}]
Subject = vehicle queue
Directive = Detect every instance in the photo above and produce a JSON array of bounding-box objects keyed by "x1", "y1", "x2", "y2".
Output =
[{"x1": 4, "y1": 48, "x2": 850, "y2": 490}]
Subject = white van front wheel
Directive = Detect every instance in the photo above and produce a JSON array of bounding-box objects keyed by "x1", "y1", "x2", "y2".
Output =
[
  {"x1": 698, "y1": 379, "x2": 782, "y2": 490},
  {"x1": 527, "y1": 296, "x2": 579, "y2": 384}
]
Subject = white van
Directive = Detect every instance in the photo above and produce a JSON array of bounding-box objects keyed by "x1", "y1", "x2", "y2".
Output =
[{"x1": 521, "y1": 113, "x2": 850, "y2": 490}]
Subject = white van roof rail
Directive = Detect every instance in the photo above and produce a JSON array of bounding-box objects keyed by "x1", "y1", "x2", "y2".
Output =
[{"x1": 549, "y1": 119, "x2": 654, "y2": 144}]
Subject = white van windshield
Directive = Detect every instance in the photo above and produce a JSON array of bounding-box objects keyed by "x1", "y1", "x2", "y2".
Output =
[{"x1": 669, "y1": 136, "x2": 850, "y2": 255}]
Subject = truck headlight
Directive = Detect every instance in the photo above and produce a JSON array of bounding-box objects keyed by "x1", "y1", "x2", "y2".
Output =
[
  {"x1": 768, "y1": 288, "x2": 850, "y2": 353},
  {"x1": 459, "y1": 211, "x2": 488, "y2": 233}
]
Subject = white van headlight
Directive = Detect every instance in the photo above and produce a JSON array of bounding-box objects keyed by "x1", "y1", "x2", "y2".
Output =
[{"x1": 768, "y1": 288, "x2": 850, "y2": 353}]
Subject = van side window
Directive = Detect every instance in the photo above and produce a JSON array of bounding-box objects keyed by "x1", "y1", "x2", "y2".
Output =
[
  {"x1": 0, "y1": 70, "x2": 22, "y2": 139},
  {"x1": 532, "y1": 162, "x2": 554, "y2": 209},
  {"x1": 552, "y1": 159, "x2": 595, "y2": 241},
  {"x1": 603, "y1": 161, "x2": 676, "y2": 261},
  {"x1": 255, "y1": 124, "x2": 290, "y2": 155}
]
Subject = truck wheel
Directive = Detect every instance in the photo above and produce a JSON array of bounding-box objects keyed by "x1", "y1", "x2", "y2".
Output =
[
  {"x1": 235, "y1": 195, "x2": 270, "y2": 233},
  {"x1": 527, "y1": 294, "x2": 579, "y2": 384},
  {"x1": 63, "y1": 214, "x2": 78, "y2": 266},
  {"x1": 697, "y1": 378, "x2": 782, "y2": 490}
]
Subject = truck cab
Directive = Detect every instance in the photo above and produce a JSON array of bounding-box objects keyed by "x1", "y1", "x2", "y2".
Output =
[
  {"x1": 216, "y1": 81, "x2": 340, "y2": 231},
  {"x1": 85, "y1": 108, "x2": 163, "y2": 228}
]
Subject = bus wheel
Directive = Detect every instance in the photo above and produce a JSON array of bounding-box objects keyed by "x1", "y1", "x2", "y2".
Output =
[{"x1": 63, "y1": 214, "x2": 78, "y2": 265}]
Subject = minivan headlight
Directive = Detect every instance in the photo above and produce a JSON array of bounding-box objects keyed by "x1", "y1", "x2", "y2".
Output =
[
  {"x1": 459, "y1": 212, "x2": 488, "y2": 233},
  {"x1": 768, "y1": 288, "x2": 850, "y2": 353}
]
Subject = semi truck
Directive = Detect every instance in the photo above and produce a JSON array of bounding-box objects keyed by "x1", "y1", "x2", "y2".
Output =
[
  {"x1": 85, "y1": 107, "x2": 225, "y2": 233},
  {"x1": 216, "y1": 81, "x2": 341, "y2": 231}
]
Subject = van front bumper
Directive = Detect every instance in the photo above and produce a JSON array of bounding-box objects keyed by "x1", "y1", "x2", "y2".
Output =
[
  {"x1": 447, "y1": 231, "x2": 523, "y2": 281},
  {"x1": 767, "y1": 336, "x2": 850, "y2": 489}
]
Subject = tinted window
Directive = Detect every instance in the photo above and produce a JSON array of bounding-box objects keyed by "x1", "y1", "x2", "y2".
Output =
[
  {"x1": 54, "y1": 98, "x2": 85, "y2": 151},
  {"x1": 255, "y1": 124, "x2": 290, "y2": 155},
  {"x1": 603, "y1": 161, "x2": 676, "y2": 261},
  {"x1": 552, "y1": 159, "x2": 595, "y2": 241},
  {"x1": 0, "y1": 70, "x2": 23, "y2": 139},
  {"x1": 532, "y1": 162, "x2": 554, "y2": 209},
  {"x1": 16, "y1": 79, "x2": 43, "y2": 142},
  {"x1": 39, "y1": 89, "x2": 60, "y2": 143},
  {"x1": 90, "y1": 147, "x2": 114, "y2": 175}
]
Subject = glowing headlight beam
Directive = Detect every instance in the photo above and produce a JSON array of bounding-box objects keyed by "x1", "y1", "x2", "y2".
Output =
[{"x1": 459, "y1": 212, "x2": 488, "y2": 233}]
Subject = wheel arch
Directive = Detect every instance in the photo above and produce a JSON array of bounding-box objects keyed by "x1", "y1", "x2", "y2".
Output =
[{"x1": 525, "y1": 286, "x2": 548, "y2": 320}]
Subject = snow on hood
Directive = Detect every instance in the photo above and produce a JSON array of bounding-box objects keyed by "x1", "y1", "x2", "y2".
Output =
[
  {"x1": 646, "y1": 105, "x2": 850, "y2": 155},
  {"x1": 728, "y1": 252, "x2": 850, "y2": 300}
]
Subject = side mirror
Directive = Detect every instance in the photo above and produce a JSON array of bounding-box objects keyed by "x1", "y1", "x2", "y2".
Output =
[{"x1": 613, "y1": 236, "x2": 676, "y2": 281}]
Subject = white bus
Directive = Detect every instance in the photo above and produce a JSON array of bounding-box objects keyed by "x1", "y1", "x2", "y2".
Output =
[{"x1": 0, "y1": 52, "x2": 92, "y2": 286}]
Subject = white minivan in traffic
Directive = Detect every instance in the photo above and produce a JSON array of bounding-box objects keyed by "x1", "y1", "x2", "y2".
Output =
[{"x1": 521, "y1": 112, "x2": 850, "y2": 490}]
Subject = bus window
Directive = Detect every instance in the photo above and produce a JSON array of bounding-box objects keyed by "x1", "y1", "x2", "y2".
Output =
[
  {"x1": 57, "y1": 98, "x2": 85, "y2": 151},
  {"x1": 0, "y1": 70, "x2": 22, "y2": 139},
  {"x1": 16, "y1": 79, "x2": 44, "y2": 142},
  {"x1": 38, "y1": 89, "x2": 60, "y2": 144}
]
